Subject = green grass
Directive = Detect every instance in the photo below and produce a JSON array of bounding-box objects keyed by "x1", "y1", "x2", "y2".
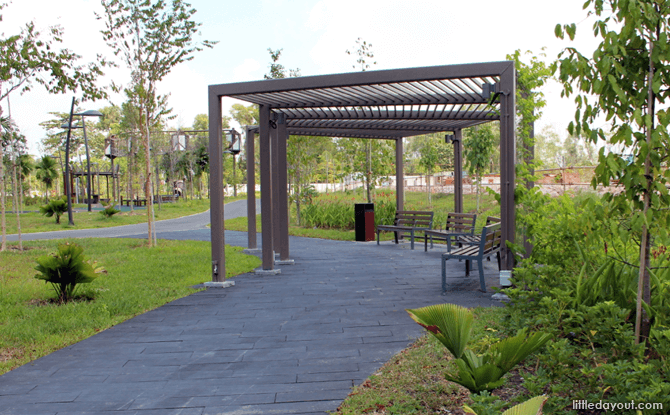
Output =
[
  {"x1": 1, "y1": 198, "x2": 212, "y2": 235},
  {"x1": 0, "y1": 238, "x2": 260, "y2": 375},
  {"x1": 224, "y1": 190, "x2": 500, "y2": 241},
  {"x1": 333, "y1": 307, "x2": 514, "y2": 414}
]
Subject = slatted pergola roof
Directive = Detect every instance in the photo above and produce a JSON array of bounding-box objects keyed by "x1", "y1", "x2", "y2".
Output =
[
  {"x1": 207, "y1": 61, "x2": 517, "y2": 283},
  {"x1": 210, "y1": 62, "x2": 510, "y2": 139}
]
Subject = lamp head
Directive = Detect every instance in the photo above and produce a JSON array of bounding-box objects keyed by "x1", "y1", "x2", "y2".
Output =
[{"x1": 74, "y1": 110, "x2": 103, "y2": 117}]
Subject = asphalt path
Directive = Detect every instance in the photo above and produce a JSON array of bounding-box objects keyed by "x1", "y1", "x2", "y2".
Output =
[{"x1": 5, "y1": 199, "x2": 260, "y2": 242}]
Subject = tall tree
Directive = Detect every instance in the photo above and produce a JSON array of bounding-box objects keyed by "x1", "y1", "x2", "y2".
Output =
[
  {"x1": 35, "y1": 155, "x2": 58, "y2": 202},
  {"x1": 555, "y1": 0, "x2": 670, "y2": 344},
  {"x1": 344, "y1": 38, "x2": 390, "y2": 202},
  {"x1": 99, "y1": 0, "x2": 216, "y2": 247},
  {"x1": 464, "y1": 124, "x2": 498, "y2": 213},
  {"x1": 413, "y1": 133, "x2": 452, "y2": 206}
]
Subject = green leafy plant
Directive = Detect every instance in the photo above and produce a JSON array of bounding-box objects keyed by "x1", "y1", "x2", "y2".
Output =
[
  {"x1": 39, "y1": 199, "x2": 68, "y2": 224},
  {"x1": 34, "y1": 242, "x2": 105, "y2": 303},
  {"x1": 100, "y1": 204, "x2": 120, "y2": 218},
  {"x1": 464, "y1": 395, "x2": 547, "y2": 415},
  {"x1": 406, "y1": 303, "x2": 551, "y2": 393}
]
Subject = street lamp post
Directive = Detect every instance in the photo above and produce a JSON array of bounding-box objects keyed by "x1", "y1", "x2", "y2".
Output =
[
  {"x1": 75, "y1": 110, "x2": 103, "y2": 212},
  {"x1": 61, "y1": 105, "x2": 104, "y2": 220},
  {"x1": 62, "y1": 98, "x2": 76, "y2": 226}
]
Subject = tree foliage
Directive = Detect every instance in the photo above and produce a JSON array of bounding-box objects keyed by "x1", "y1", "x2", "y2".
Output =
[
  {"x1": 555, "y1": 0, "x2": 670, "y2": 344},
  {"x1": 0, "y1": 4, "x2": 109, "y2": 103},
  {"x1": 99, "y1": 0, "x2": 216, "y2": 246},
  {"x1": 464, "y1": 124, "x2": 498, "y2": 212}
]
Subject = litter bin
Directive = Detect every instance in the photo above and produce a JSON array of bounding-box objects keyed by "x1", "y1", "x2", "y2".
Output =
[{"x1": 355, "y1": 203, "x2": 375, "y2": 242}]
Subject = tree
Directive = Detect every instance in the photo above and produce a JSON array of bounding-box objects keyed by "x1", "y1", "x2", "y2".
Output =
[
  {"x1": 345, "y1": 38, "x2": 389, "y2": 203},
  {"x1": 264, "y1": 49, "x2": 300, "y2": 79},
  {"x1": 464, "y1": 124, "x2": 498, "y2": 213},
  {"x1": 99, "y1": 0, "x2": 216, "y2": 247},
  {"x1": 555, "y1": 0, "x2": 670, "y2": 344},
  {"x1": 0, "y1": 3, "x2": 108, "y2": 251},
  {"x1": 35, "y1": 155, "x2": 59, "y2": 202},
  {"x1": 412, "y1": 133, "x2": 453, "y2": 206}
]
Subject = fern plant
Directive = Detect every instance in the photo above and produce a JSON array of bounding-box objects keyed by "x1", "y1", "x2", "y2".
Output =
[
  {"x1": 34, "y1": 243, "x2": 105, "y2": 303},
  {"x1": 407, "y1": 304, "x2": 552, "y2": 394},
  {"x1": 100, "y1": 204, "x2": 120, "y2": 218},
  {"x1": 39, "y1": 199, "x2": 68, "y2": 224}
]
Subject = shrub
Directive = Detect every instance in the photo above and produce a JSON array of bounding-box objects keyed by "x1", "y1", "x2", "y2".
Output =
[
  {"x1": 34, "y1": 243, "x2": 105, "y2": 303},
  {"x1": 39, "y1": 199, "x2": 68, "y2": 224},
  {"x1": 406, "y1": 303, "x2": 551, "y2": 394},
  {"x1": 100, "y1": 205, "x2": 120, "y2": 218}
]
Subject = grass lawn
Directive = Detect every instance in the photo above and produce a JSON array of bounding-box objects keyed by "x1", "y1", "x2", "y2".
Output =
[
  {"x1": 333, "y1": 307, "x2": 521, "y2": 414},
  {"x1": 1, "y1": 198, "x2": 214, "y2": 235},
  {"x1": 0, "y1": 238, "x2": 260, "y2": 375},
  {"x1": 224, "y1": 190, "x2": 500, "y2": 242}
]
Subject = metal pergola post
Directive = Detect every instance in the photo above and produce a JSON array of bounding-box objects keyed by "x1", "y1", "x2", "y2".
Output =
[
  {"x1": 277, "y1": 114, "x2": 290, "y2": 261},
  {"x1": 271, "y1": 117, "x2": 281, "y2": 257},
  {"x1": 245, "y1": 126, "x2": 257, "y2": 250},
  {"x1": 208, "y1": 91, "x2": 225, "y2": 282},
  {"x1": 453, "y1": 129, "x2": 463, "y2": 214},
  {"x1": 499, "y1": 66, "x2": 517, "y2": 271},
  {"x1": 259, "y1": 105, "x2": 274, "y2": 270},
  {"x1": 395, "y1": 137, "x2": 404, "y2": 212}
]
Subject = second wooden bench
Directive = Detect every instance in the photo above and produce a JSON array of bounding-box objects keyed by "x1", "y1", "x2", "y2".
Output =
[{"x1": 376, "y1": 210, "x2": 434, "y2": 250}]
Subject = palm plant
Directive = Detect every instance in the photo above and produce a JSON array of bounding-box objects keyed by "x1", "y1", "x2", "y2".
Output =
[
  {"x1": 39, "y1": 199, "x2": 67, "y2": 224},
  {"x1": 34, "y1": 155, "x2": 58, "y2": 202},
  {"x1": 406, "y1": 304, "x2": 552, "y2": 394},
  {"x1": 34, "y1": 242, "x2": 104, "y2": 303}
]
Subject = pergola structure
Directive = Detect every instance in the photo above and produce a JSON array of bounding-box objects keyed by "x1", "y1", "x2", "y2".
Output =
[{"x1": 208, "y1": 61, "x2": 517, "y2": 285}]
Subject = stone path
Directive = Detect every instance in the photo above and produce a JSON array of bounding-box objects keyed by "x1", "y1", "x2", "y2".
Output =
[{"x1": 0, "y1": 200, "x2": 502, "y2": 415}]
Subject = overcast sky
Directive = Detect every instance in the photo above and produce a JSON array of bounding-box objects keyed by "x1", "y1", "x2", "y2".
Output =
[{"x1": 3, "y1": 0, "x2": 601, "y2": 155}]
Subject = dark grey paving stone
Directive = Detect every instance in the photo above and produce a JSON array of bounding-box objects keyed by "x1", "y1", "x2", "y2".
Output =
[
  {"x1": 275, "y1": 389, "x2": 351, "y2": 403},
  {"x1": 0, "y1": 226, "x2": 502, "y2": 414},
  {"x1": 202, "y1": 400, "x2": 342, "y2": 415}
]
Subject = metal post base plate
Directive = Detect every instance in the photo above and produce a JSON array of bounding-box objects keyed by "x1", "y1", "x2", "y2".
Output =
[
  {"x1": 254, "y1": 268, "x2": 281, "y2": 275},
  {"x1": 203, "y1": 281, "x2": 235, "y2": 288}
]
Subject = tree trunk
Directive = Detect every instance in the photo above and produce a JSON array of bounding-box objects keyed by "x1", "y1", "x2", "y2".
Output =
[
  {"x1": 366, "y1": 141, "x2": 372, "y2": 203},
  {"x1": 144, "y1": 118, "x2": 154, "y2": 248},
  {"x1": 476, "y1": 173, "x2": 481, "y2": 213},
  {"x1": 128, "y1": 143, "x2": 134, "y2": 213},
  {"x1": 635, "y1": 30, "x2": 655, "y2": 345},
  {"x1": 0, "y1": 143, "x2": 5, "y2": 252},
  {"x1": 12, "y1": 162, "x2": 21, "y2": 251}
]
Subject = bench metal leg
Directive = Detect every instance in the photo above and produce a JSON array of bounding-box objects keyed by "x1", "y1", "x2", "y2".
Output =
[
  {"x1": 441, "y1": 255, "x2": 448, "y2": 294},
  {"x1": 465, "y1": 259, "x2": 470, "y2": 277},
  {"x1": 478, "y1": 257, "x2": 487, "y2": 292},
  {"x1": 394, "y1": 231, "x2": 399, "y2": 244},
  {"x1": 410, "y1": 230, "x2": 415, "y2": 250},
  {"x1": 377, "y1": 230, "x2": 380, "y2": 245}
]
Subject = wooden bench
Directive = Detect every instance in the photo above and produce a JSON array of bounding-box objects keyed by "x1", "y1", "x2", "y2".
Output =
[
  {"x1": 423, "y1": 212, "x2": 477, "y2": 252},
  {"x1": 441, "y1": 222, "x2": 502, "y2": 293},
  {"x1": 376, "y1": 210, "x2": 434, "y2": 250},
  {"x1": 457, "y1": 216, "x2": 500, "y2": 246}
]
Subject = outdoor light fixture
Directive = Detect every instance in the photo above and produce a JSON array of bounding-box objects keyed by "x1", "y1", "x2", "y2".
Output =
[
  {"x1": 171, "y1": 130, "x2": 187, "y2": 152},
  {"x1": 481, "y1": 82, "x2": 500, "y2": 101},
  {"x1": 225, "y1": 128, "x2": 241, "y2": 155},
  {"x1": 445, "y1": 133, "x2": 455, "y2": 143}
]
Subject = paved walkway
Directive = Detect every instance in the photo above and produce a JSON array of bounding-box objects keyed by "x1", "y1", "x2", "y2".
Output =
[
  {"x1": 5, "y1": 199, "x2": 259, "y2": 241},
  {"x1": 0, "y1": 200, "x2": 502, "y2": 415}
]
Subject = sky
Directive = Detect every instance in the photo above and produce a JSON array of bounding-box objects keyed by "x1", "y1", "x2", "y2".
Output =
[{"x1": 2, "y1": 0, "x2": 601, "y2": 156}]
